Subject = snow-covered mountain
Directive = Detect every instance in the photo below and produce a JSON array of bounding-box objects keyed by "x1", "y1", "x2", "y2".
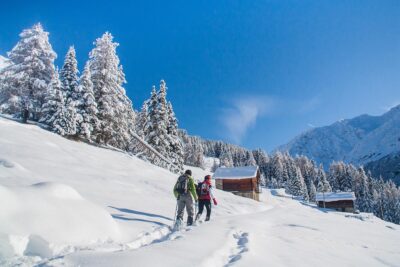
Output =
[
  {"x1": 277, "y1": 105, "x2": 400, "y2": 168},
  {"x1": 1, "y1": 116, "x2": 399, "y2": 266},
  {"x1": 365, "y1": 151, "x2": 400, "y2": 185}
]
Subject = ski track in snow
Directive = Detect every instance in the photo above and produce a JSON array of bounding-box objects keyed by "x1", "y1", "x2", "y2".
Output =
[{"x1": 39, "y1": 224, "x2": 196, "y2": 266}]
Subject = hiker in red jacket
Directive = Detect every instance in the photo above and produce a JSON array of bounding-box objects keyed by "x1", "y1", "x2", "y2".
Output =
[{"x1": 195, "y1": 175, "x2": 217, "y2": 222}]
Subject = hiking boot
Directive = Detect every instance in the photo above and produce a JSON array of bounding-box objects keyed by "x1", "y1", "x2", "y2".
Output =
[
  {"x1": 205, "y1": 216, "x2": 210, "y2": 221},
  {"x1": 195, "y1": 213, "x2": 201, "y2": 221},
  {"x1": 187, "y1": 216, "x2": 193, "y2": 226}
]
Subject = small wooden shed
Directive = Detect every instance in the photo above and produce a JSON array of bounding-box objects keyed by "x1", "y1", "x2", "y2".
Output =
[
  {"x1": 213, "y1": 166, "x2": 261, "y2": 201},
  {"x1": 316, "y1": 192, "x2": 356, "y2": 212}
]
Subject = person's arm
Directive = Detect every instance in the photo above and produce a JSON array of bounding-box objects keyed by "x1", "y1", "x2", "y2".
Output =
[
  {"x1": 210, "y1": 186, "x2": 217, "y2": 205},
  {"x1": 189, "y1": 177, "x2": 198, "y2": 201},
  {"x1": 173, "y1": 183, "x2": 179, "y2": 199}
]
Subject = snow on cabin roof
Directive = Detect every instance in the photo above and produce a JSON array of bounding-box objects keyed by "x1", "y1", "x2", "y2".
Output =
[
  {"x1": 315, "y1": 192, "x2": 356, "y2": 202},
  {"x1": 213, "y1": 166, "x2": 259, "y2": 180}
]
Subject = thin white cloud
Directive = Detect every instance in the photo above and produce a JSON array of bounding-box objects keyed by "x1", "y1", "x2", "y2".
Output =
[
  {"x1": 221, "y1": 96, "x2": 274, "y2": 144},
  {"x1": 307, "y1": 123, "x2": 316, "y2": 128}
]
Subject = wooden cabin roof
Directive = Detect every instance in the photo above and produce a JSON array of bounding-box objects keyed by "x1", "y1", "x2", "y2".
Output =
[
  {"x1": 213, "y1": 166, "x2": 259, "y2": 180},
  {"x1": 316, "y1": 192, "x2": 356, "y2": 202}
]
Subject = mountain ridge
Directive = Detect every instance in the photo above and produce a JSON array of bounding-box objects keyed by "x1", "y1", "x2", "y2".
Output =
[{"x1": 277, "y1": 105, "x2": 400, "y2": 168}]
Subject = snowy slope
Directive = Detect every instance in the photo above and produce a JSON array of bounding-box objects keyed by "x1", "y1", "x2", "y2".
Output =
[
  {"x1": 1, "y1": 117, "x2": 399, "y2": 266},
  {"x1": 277, "y1": 105, "x2": 400, "y2": 167}
]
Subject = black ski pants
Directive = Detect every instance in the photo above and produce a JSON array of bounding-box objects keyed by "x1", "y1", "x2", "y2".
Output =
[{"x1": 197, "y1": 199, "x2": 211, "y2": 220}]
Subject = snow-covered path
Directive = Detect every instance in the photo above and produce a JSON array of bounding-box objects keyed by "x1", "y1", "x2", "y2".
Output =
[
  {"x1": 58, "y1": 192, "x2": 400, "y2": 267},
  {"x1": 1, "y1": 117, "x2": 399, "y2": 267}
]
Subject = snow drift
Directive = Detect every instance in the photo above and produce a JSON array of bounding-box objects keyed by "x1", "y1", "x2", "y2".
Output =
[{"x1": 0, "y1": 182, "x2": 120, "y2": 260}]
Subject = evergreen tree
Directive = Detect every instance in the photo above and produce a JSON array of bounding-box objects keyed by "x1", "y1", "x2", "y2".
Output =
[
  {"x1": 269, "y1": 152, "x2": 284, "y2": 188},
  {"x1": 244, "y1": 150, "x2": 256, "y2": 166},
  {"x1": 41, "y1": 71, "x2": 77, "y2": 136},
  {"x1": 77, "y1": 63, "x2": 99, "y2": 140},
  {"x1": 0, "y1": 23, "x2": 57, "y2": 120},
  {"x1": 40, "y1": 70, "x2": 64, "y2": 126},
  {"x1": 309, "y1": 182, "x2": 317, "y2": 202},
  {"x1": 253, "y1": 149, "x2": 269, "y2": 184},
  {"x1": 316, "y1": 164, "x2": 332, "y2": 192},
  {"x1": 89, "y1": 32, "x2": 135, "y2": 149},
  {"x1": 146, "y1": 81, "x2": 170, "y2": 157},
  {"x1": 60, "y1": 46, "x2": 79, "y2": 103},
  {"x1": 286, "y1": 161, "x2": 308, "y2": 200},
  {"x1": 354, "y1": 167, "x2": 373, "y2": 212},
  {"x1": 136, "y1": 100, "x2": 149, "y2": 139},
  {"x1": 167, "y1": 100, "x2": 184, "y2": 170}
]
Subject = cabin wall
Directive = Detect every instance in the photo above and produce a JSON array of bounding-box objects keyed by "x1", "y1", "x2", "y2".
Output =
[
  {"x1": 222, "y1": 178, "x2": 256, "y2": 192},
  {"x1": 318, "y1": 200, "x2": 355, "y2": 212},
  {"x1": 214, "y1": 177, "x2": 260, "y2": 201}
]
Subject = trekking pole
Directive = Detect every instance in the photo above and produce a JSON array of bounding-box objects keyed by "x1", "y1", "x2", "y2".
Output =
[{"x1": 173, "y1": 201, "x2": 178, "y2": 225}]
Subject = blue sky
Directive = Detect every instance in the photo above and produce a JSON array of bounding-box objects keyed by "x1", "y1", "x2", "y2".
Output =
[{"x1": 1, "y1": 0, "x2": 399, "y2": 151}]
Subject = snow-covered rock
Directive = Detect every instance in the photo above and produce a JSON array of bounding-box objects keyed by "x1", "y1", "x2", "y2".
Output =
[{"x1": 277, "y1": 105, "x2": 400, "y2": 167}]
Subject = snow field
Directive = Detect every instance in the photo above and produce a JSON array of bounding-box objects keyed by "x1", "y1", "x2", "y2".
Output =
[{"x1": 1, "y1": 117, "x2": 400, "y2": 266}]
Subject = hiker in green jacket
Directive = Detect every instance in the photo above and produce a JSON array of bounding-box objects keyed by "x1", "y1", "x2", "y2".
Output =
[{"x1": 173, "y1": 169, "x2": 198, "y2": 226}]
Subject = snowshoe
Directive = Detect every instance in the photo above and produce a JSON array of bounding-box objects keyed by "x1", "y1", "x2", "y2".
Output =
[{"x1": 173, "y1": 218, "x2": 183, "y2": 231}]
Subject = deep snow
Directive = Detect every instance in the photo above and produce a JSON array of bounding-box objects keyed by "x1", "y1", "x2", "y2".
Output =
[{"x1": 0, "y1": 116, "x2": 399, "y2": 266}]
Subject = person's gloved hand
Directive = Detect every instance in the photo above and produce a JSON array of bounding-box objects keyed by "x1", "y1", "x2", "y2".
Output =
[{"x1": 213, "y1": 198, "x2": 218, "y2": 205}]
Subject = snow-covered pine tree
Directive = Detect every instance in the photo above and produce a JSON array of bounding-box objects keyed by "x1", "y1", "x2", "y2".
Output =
[
  {"x1": 244, "y1": 150, "x2": 256, "y2": 166},
  {"x1": 76, "y1": 62, "x2": 99, "y2": 140},
  {"x1": 40, "y1": 70, "x2": 65, "y2": 126},
  {"x1": 0, "y1": 23, "x2": 57, "y2": 120},
  {"x1": 269, "y1": 152, "x2": 284, "y2": 188},
  {"x1": 344, "y1": 164, "x2": 356, "y2": 191},
  {"x1": 136, "y1": 100, "x2": 149, "y2": 139},
  {"x1": 316, "y1": 164, "x2": 332, "y2": 192},
  {"x1": 286, "y1": 163, "x2": 309, "y2": 201},
  {"x1": 219, "y1": 149, "x2": 234, "y2": 167},
  {"x1": 59, "y1": 46, "x2": 80, "y2": 135},
  {"x1": 89, "y1": 32, "x2": 135, "y2": 149},
  {"x1": 328, "y1": 161, "x2": 353, "y2": 191},
  {"x1": 353, "y1": 167, "x2": 373, "y2": 212},
  {"x1": 309, "y1": 182, "x2": 317, "y2": 202},
  {"x1": 252, "y1": 149, "x2": 269, "y2": 184},
  {"x1": 296, "y1": 156, "x2": 317, "y2": 198},
  {"x1": 60, "y1": 46, "x2": 79, "y2": 103},
  {"x1": 146, "y1": 81, "x2": 170, "y2": 158},
  {"x1": 382, "y1": 180, "x2": 400, "y2": 224},
  {"x1": 41, "y1": 71, "x2": 77, "y2": 136},
  {"x1": 167, "y1": 100, "x2": 184, "y2": 170}
]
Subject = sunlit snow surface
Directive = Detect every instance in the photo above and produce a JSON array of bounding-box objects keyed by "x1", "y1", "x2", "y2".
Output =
[{"x1": 0, "y1": 117, "x2": 399, "y2": 266}]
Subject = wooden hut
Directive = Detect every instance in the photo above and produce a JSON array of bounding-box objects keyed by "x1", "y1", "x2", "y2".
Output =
[
  {"x1": 213, "y1": 166, "x2": 261, "y2": 201},
  {"x1": 315, "y1": 192, "x2": 356, "y2": 212}
]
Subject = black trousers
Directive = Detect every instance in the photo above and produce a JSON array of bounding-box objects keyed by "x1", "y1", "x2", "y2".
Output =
[{"x1": 197, "y1": 199, "x2": 211, "y2": 220}]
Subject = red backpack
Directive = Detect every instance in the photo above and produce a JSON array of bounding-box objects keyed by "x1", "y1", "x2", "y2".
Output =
[{"x1": 197, "y1": 182, "x2": 211, "y2": 199}]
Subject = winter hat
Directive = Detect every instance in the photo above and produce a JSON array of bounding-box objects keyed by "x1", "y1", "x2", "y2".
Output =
[
  {"x1": 204, "y1": 175, "x2": 211, "y2": 180},
  {"x1": 185, "y1": 169, "x2": 192, "y2": 176}
]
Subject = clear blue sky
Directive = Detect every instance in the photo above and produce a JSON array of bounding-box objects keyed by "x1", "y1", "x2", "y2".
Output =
[{"x1": 1, "y1": 0, "x2": 399, "y2": 151}]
